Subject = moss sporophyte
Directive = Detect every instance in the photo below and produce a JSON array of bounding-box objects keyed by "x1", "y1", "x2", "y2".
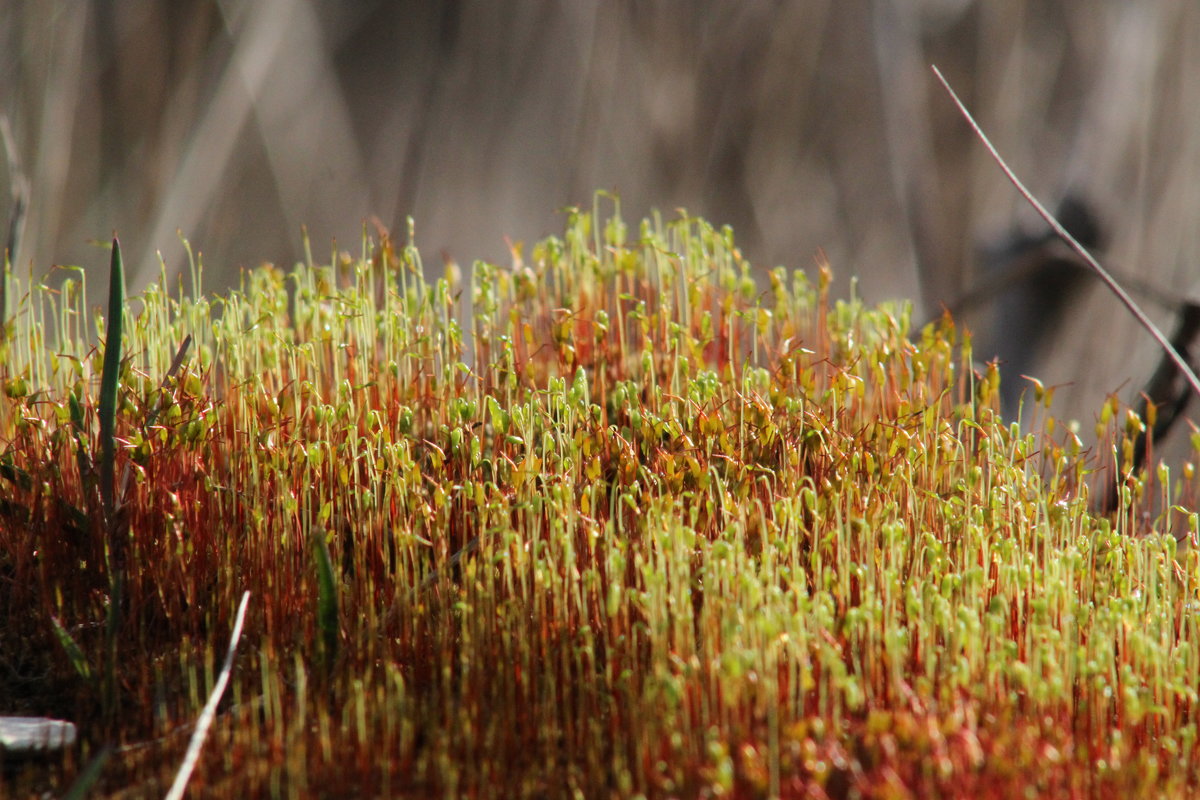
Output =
[{"x1": 1, "y1": 201, "x2": 1199, "y2": 797}]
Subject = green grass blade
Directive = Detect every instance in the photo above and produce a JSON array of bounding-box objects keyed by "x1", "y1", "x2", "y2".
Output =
[
  {"x1": 97, "y1": 237, "x2": 126, "y2": 726},
  {"x1": 0, "y1": 450, "x2": 32, "y2": 491},
  {"x1": 98, "y1": 237, "x2": 124, "y2": 520},
  {"x1": 62, "y1": 745, "x2": 112, "y2": 800},
  {"x1": 310, "y1": 527, "x2": 340, "y2": 667},
  {"x1": 49, "y1": 616, "x2": 93, "y2": 682}
]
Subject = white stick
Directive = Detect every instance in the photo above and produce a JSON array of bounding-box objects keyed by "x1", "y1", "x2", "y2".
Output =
[{"x1": 164, "y1": 590, "x2": 251, "y2": 800}]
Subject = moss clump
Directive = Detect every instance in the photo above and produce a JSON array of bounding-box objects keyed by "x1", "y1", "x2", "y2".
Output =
[{"x1": 1, "y1": 200, "x2": 1198, "y2": 797}]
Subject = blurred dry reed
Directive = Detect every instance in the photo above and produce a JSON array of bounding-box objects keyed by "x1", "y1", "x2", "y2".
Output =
[{"x1": 3, "y1": 0, "x2": 1200, "y2": 429}]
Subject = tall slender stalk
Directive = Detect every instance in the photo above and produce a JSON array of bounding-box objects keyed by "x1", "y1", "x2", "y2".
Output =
[{"x1": 98, "y1": 236, "x2": 125, "y2": 723}]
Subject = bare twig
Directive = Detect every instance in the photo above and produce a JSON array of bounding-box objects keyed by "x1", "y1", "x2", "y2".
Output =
[
  {"x1": 931, "y1": 64, "x2": 1200, "y2": 402},
  {"x1": 145, "y1": 335, "x2": 195, "y2": 429},
  {"x1": 164, "y1": 590, "x2": 251, "y2": 800}
]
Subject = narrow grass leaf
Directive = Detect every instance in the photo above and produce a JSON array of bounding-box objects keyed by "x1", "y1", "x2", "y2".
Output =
[
  {"x1": 0, "y1": 454, "x2": 32, "y2": 491},
  {"x1": 311, "y1": 527, "x2": 340, "y2": 666},
  {"x1": 49, "y1": 616, "x2": 92, "y2": 682},
  {"x1": 96, "y1": 237, "x2": 127, "y2": 726},
  {"x1": 61, "y1": 745, "x2": 111, "y2": 800},
  {"x1": 98, "y1": 236, "x2": 125, "y2": 519}
]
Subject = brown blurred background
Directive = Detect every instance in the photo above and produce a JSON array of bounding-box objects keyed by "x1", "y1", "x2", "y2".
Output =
[{"x1": 3, "y1": 0, "x2": 1200, "y2": 431}]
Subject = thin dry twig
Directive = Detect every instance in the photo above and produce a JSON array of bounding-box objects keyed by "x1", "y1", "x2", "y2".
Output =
[
  {"x1": 164, "y1": 590, "x2": 251, "y2": 800},
  {"x1": 931, "y1": 64, "x2": 1200, "y2": 402}
]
